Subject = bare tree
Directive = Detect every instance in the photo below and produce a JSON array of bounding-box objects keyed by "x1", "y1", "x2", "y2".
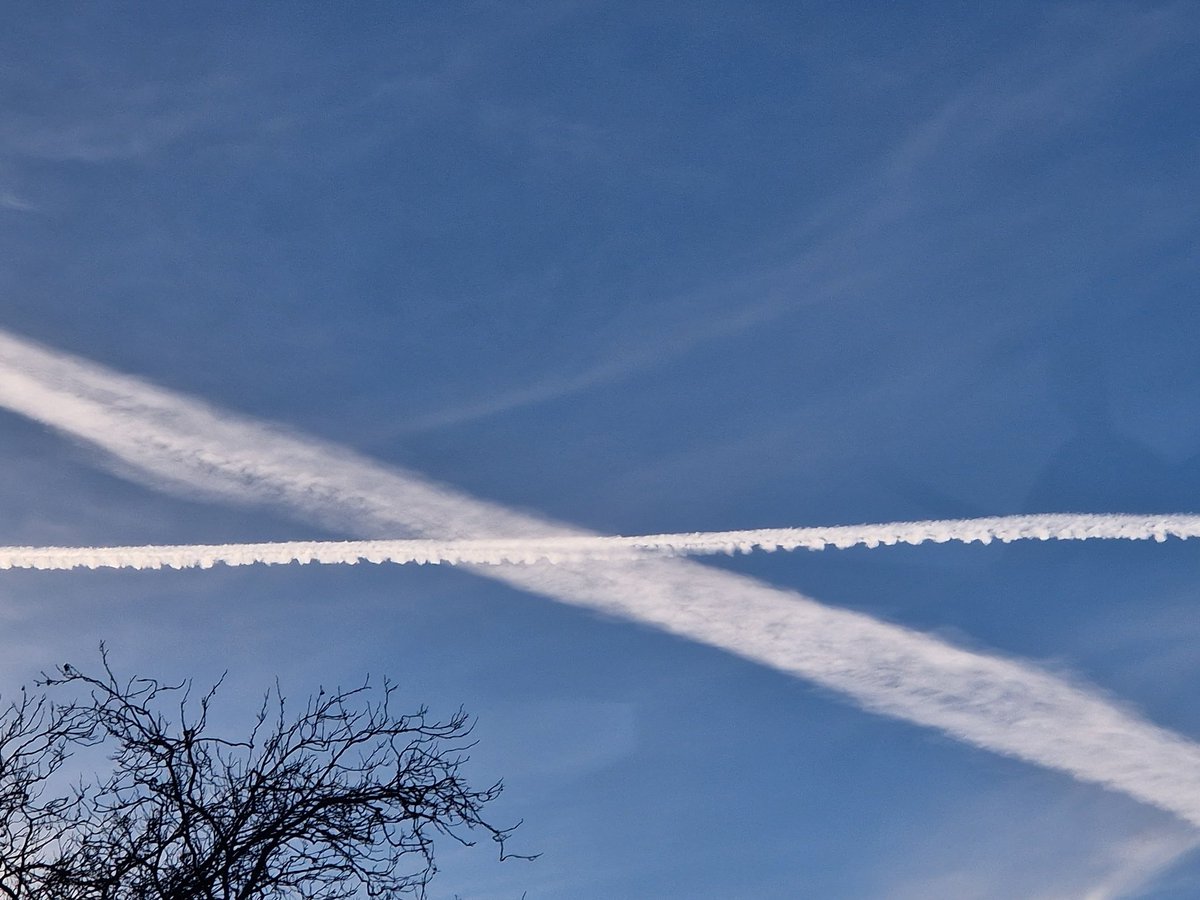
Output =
[
  {"x1": 0, "y1": 687, "x2": 94, "y2": 899},
  {"x1": 0, "y1": 649, "x2": 530, "y2": 899}
]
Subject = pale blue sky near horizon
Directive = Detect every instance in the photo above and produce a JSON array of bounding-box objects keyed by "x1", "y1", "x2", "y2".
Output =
[{"x1": 2, "y1": 2, "x2": 1200, "y2": 897}]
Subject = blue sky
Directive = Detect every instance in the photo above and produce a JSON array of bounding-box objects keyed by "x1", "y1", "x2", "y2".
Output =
[{"x1": 1, "y1": 2, "x2": 1200, "y2": 896}]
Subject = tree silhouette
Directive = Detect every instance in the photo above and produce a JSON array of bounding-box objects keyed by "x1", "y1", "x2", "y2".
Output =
[{"x1": 0, "y1": 649, "x2": 529, "y2": 899}]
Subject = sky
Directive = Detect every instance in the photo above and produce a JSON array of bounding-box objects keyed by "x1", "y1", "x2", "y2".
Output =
[{"x1": 1, "y1": 2, "x2": 1199, "y2": 897}]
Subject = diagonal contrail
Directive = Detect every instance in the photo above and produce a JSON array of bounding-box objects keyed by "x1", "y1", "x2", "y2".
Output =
[
  {"x1": 1, "y1": 512, "x2": 1199, "y2": 571},
  {"x1": 3, "y1": 328, "x2": 1200, "y2": 826}
]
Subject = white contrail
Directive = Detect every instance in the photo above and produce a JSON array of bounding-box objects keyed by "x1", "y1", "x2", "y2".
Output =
[
  {"x1": 4, "y1": 329, "x2": 1200, "y2": 828},
  {"x1": 2, "y1": 513, "x2": 1199, "y2": 571}
]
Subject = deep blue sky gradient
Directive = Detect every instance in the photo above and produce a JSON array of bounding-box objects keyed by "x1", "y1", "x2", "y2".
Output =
[{"x1": 2, "y1": 3, "x2": 1199, "y2": 896}]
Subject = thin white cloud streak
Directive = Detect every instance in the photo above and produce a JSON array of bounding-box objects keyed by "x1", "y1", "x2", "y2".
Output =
[
  {"x1": 1077, "y1": 832, "x2": 1200, "y2": 900},
  {"x1": 4, "y1": 329, "x2": 1200, "y2": 828},
  {"x1": 881, "y1": 823, "x2": 1199, "y2": 900},
  {"x1": 2, "y1": 513, "x2": 1200, "y2": 571},
  {"x1": 0, "y1": 191, "x2": 35, "y2": 212}
]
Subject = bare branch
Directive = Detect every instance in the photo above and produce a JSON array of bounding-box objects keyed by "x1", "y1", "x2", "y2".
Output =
[{"x1": 0, "y1": 650, "x2": 534, "y2": 899}]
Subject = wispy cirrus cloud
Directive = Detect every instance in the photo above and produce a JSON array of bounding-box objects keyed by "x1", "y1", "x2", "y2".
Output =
[
  {"x1": 877, "y1": 798, "x2": 1198, "y2": 900},
  {"x1": 4, "y1": 327, "x2": 1200, "y2": 833},
  {"x1": 0, "y1": 191, "x2": 35, "y2": 212},
  {"x1": 389, "y1": 6, "x2": 1199, "y2": 442}
]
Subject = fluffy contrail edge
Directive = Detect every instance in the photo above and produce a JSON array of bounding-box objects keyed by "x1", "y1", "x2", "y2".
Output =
[
  {"x1": 4, "y1": 329, "x2": 1200, "y2": 829},
  {"x1": 1, "y1": 513, "x2": 1198, "y2": 571}
]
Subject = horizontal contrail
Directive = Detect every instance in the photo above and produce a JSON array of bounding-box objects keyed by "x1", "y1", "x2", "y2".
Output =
[
  {"x1": 2, "y1": 513, "x2": 1198, "y2": 571},
  {"x1": 5, "y1": 329, "x2": 1200, "y2": 829}
]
